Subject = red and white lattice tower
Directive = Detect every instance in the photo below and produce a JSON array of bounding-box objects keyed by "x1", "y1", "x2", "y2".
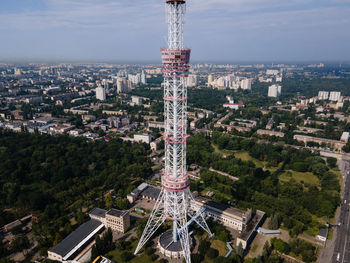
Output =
[{"x1": 134, "y1": 1, "x2": 212, "y2": 262}]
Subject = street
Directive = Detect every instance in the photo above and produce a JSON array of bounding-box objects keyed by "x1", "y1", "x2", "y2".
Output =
[{"x1": 332, "y1": 160, "x2": 350, "y2": 263}]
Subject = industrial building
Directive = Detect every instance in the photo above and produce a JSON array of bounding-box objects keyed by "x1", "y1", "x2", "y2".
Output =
[
  {"x1": 48, "y1": 208, "x2": 130, "y2": 262},
  {"x1": 127, "y1": 183, "x2": 161, "y2": 204},
  {"x1": 48, "y1": 220, "x2": 105, "y2": 262},
  {"x1": 191, "y1": 197, "x2": 252, "y2": 232}
]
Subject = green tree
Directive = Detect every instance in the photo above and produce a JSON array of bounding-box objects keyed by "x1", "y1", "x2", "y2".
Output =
[
  {"x1": 206, "y1": 247, "x2": 219, "y2": 259},
  {"x1": 115, "y1": 197, "x2": 128, "y2": 210},
  {"x1": 12, "y1": 236, "x2": 30, "y2": 255},
  {"x1": 190, "y1": 254, "x2": 203, "y2": 263},
  {"x1": 237, "y1": 242, "x2": 244, "y2": 258},
  {"x1": 120, "y1": 251, "x2": 133, "y2": 262},
  {"x1": 198, "y1": 240, "x2": 210, "y2": 255},
  {"x1": 326, "y1": 157, "x2": 337, "y2": 168},
  {"x1": 105, "y1": 193, "x2": 113, "y2": 209}
]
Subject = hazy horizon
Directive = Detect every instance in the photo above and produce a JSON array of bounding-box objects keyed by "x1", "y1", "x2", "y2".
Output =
[{"x1": 1, "y1": 0, "x2": 350, "y2": 62}]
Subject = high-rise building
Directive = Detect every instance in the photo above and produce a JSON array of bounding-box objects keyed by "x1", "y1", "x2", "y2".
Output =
[
  {"x1": 135, "y1": 1, "x2": 212, "y2": 262},
  {"x1": 318, "y1": 91, "x2": 329, "y2": 100},
  {"x1": 95, "y1": 85, "x2": 106, "y2": 101},
  {"x1": 128, "y1": 73, "x2": 141, "y2": 85},
  {"x1": 329, "y1": 91, "x2": 341, "y2": 101},
  {"x1": 14, "y1": 68, "x2": 21, "y2": 76},
  {"x1": 141, "y1": 71, "x2": 147, "y2": 84},
  {"x1": 207, "y1": 74, "x2": 214, "y2": 86},
  {"x1": 187, "y1": 74, "x2": 198, "y2": 87},
  {"x1": 102, "y1": 79, "x2": 109, "y2": 91},
  {"x1": 240, "y1": 78, "x2": 252, "y2": 90},
  {"x1": 268, "y1": 84, "x2": 282, "y2": 98},
  {"x1": 117, "y1": 78, "x2": 131, "y2": 94}
]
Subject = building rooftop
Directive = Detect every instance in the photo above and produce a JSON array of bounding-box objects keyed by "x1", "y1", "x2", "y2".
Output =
[
  {"x1": 89, "y1": 208, "x2": 107, "y2": 218},
  {"x1": 159, "y1": 230, "x2": 187, "y2": 252},
  {"x1": 50, "y1": 219, "x2": 104, "y2": 259},
  {"x1": 106, "y1": 208, "x2": 128, "y2": 218},
  {"x1": 4, "y1": 219, "x2": 22, "y2": 231},
  {"x1": 141, "y1": 186, "x2": 161, "y2": 200},
  {"x1": 318, "y1": 228, "x2": 328, "y2": 238},
  {"x1": 137, "y1": 182, "x2": 149, "y2": 192},
  {"x1": 194, "y1": 196, "x2": 248, "y2": 220}
]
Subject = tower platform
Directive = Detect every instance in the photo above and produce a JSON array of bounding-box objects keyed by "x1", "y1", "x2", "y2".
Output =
[{"x1": 158, "y1": 230, "x2": 193, "y2": 259}]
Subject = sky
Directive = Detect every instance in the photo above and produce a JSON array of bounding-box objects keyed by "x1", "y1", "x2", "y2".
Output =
[{"x1": 0, "y1": 0, "x2": 349, "y2": 63}]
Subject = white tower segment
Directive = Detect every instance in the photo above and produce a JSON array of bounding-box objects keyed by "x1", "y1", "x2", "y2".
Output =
[{"x1": 134, "y1": 1, "x2": 213, "y2": 263}]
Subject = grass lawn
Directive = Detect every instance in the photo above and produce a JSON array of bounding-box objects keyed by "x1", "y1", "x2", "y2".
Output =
[
  {"x1": 279, "y1": 170, "x2": 320, "y2": 187},
  {"x1": 200, "y1": 187, "x2": 233, "y2": 201},
  {"x1": 234, "y1": 151, "x2": 264, "y2": 168},
  {"x1": 106, "y1": 238, "x2": 155, "y2": 263},
  {"x1": 201, "y1": 239, "x2": 229, "y2": 263},
  {"x1": 331, "y1": 168, "x2": 342, "y2": 188},
  {"x1": 151, "y1": 163, "x2": 161, "y2": 171},
  {"x1": 305, "y1": 226, "x2": 320, "y2": 237},
  {"x1": 328, "y1": 228, "x2": 333, "y2": 240},
  {"x1": 210, "y1": 239, "x2": 228, "y2": 256},
  {"x1": 251, "y1": 244, "x2": 258, "y2": 253},
  {"x1": 211, "y1": 143, "x2": 234, "y2": 157}
]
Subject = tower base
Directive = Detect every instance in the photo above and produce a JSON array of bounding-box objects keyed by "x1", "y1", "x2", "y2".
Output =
[{"x1": 158, "y1": 230, "x2": 193, "y2": 259}]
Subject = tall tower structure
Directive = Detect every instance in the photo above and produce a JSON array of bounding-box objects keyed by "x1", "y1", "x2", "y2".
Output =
[{"x1": 134, "y1": 1, "x2": 212, "y2": 262}]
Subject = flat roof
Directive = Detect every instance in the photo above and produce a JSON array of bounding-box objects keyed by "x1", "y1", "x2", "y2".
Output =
[
  {"x1": 106, "y1": 208, "x2": 128, "y2": 218},
  {"x1": 89, "y1": 208, "x2": 107, "y2": 218},
  {"x1": 5, "y1": 219, "x2": 22, "y2": 230},
  {"x1": 141, "y1": 186, "x2": 161, "y2": 200},
  {"x1": 318, "y1": 228, "x2": 328, "y2": 238},
  {"x1": 159, "y1": 230, "x2": 184, "y2": 252},
  {"x1": 50, "y1": 219, "x2": 103, "y2": 258},
  {"x1": 194, "y1": 196, "x2": 247, "y2": 220}
]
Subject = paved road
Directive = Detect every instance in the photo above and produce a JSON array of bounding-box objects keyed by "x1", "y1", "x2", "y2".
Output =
[{"x1": 332, "y1": 160, "x2": 350, "y2": 263}]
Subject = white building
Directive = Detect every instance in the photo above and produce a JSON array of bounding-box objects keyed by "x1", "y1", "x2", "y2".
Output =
[
  {"x1": 128, "y1": 73, "x2": 141, "y2": 85},
  {"x1": 223, "y1": 103, "x2": 244, "y2": 110},
  {"x1": 48, "y1": 220, "x2": 105, "y2": 262},
  {"x1": 240, "y1": 78, "x2": 252, "y2": 90},
  {"x1": 207, "y1": 74, "x2": 214, "y2": 86},
  {"x1": 191, "y1": 196, "x2": 252, "y2": 232},
  {"x1": 329, "y1": 91, "x2": 341, "y2": 101},
  {"x1": 316, "y1": 229, "x2": 328, "y2": 243},
  {"x1": 131, "y1": 96, "x2": 143, "y2": 105},
  {"x1": 341, "y1": 132, "x2": 350, "y2": 143},
  {"x1": 226, "y1": 96, "x2": 234, "y2": 104},
  {"x1": 141, "y1": 71, "x2": 147, "y2": 84},
  {"x1": 268, "y1": 84, "x2": 282, "y2": 98},
  {"x1": 102, "y1": 79, "x2": 109, "y2": 91},
  {"x1": 117, "y1": 78, "x2": 131, "y2": 94},
  {"x1": 134, "y1": 134, "x2": 152, "y2": 144},
  {"x1": 266, "y1": 69, "x2": 279, "y2": 76},
  {"x1": 14, "y1": 68, "x2": 22, "y2": 76},
  {"x1": 95, "y1": 85, "x2": 106, "y2": 101},
  {"x1": 187, "y1": 74, "x2": 198, "y2": 87},
  {"x1": 318, "y1": 91, "x2": 329, "y2": 100}
]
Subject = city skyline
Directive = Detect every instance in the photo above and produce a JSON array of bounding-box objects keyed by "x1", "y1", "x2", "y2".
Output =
[{"x1": 0, "y1": 0, "x2": 350, "y2": 62}]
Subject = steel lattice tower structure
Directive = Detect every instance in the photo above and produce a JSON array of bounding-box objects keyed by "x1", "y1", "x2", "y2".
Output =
[{"x1": 134, "y1": 1, "x2": 212, "y2": 262}]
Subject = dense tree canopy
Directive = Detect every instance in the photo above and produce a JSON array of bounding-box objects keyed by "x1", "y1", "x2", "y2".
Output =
[
  {"x1": 0, "y1": 129, "x2": 152, "y2": 254},
  {"x1": 187, "y1": 132, "x2": 340, "y2": 235}
]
